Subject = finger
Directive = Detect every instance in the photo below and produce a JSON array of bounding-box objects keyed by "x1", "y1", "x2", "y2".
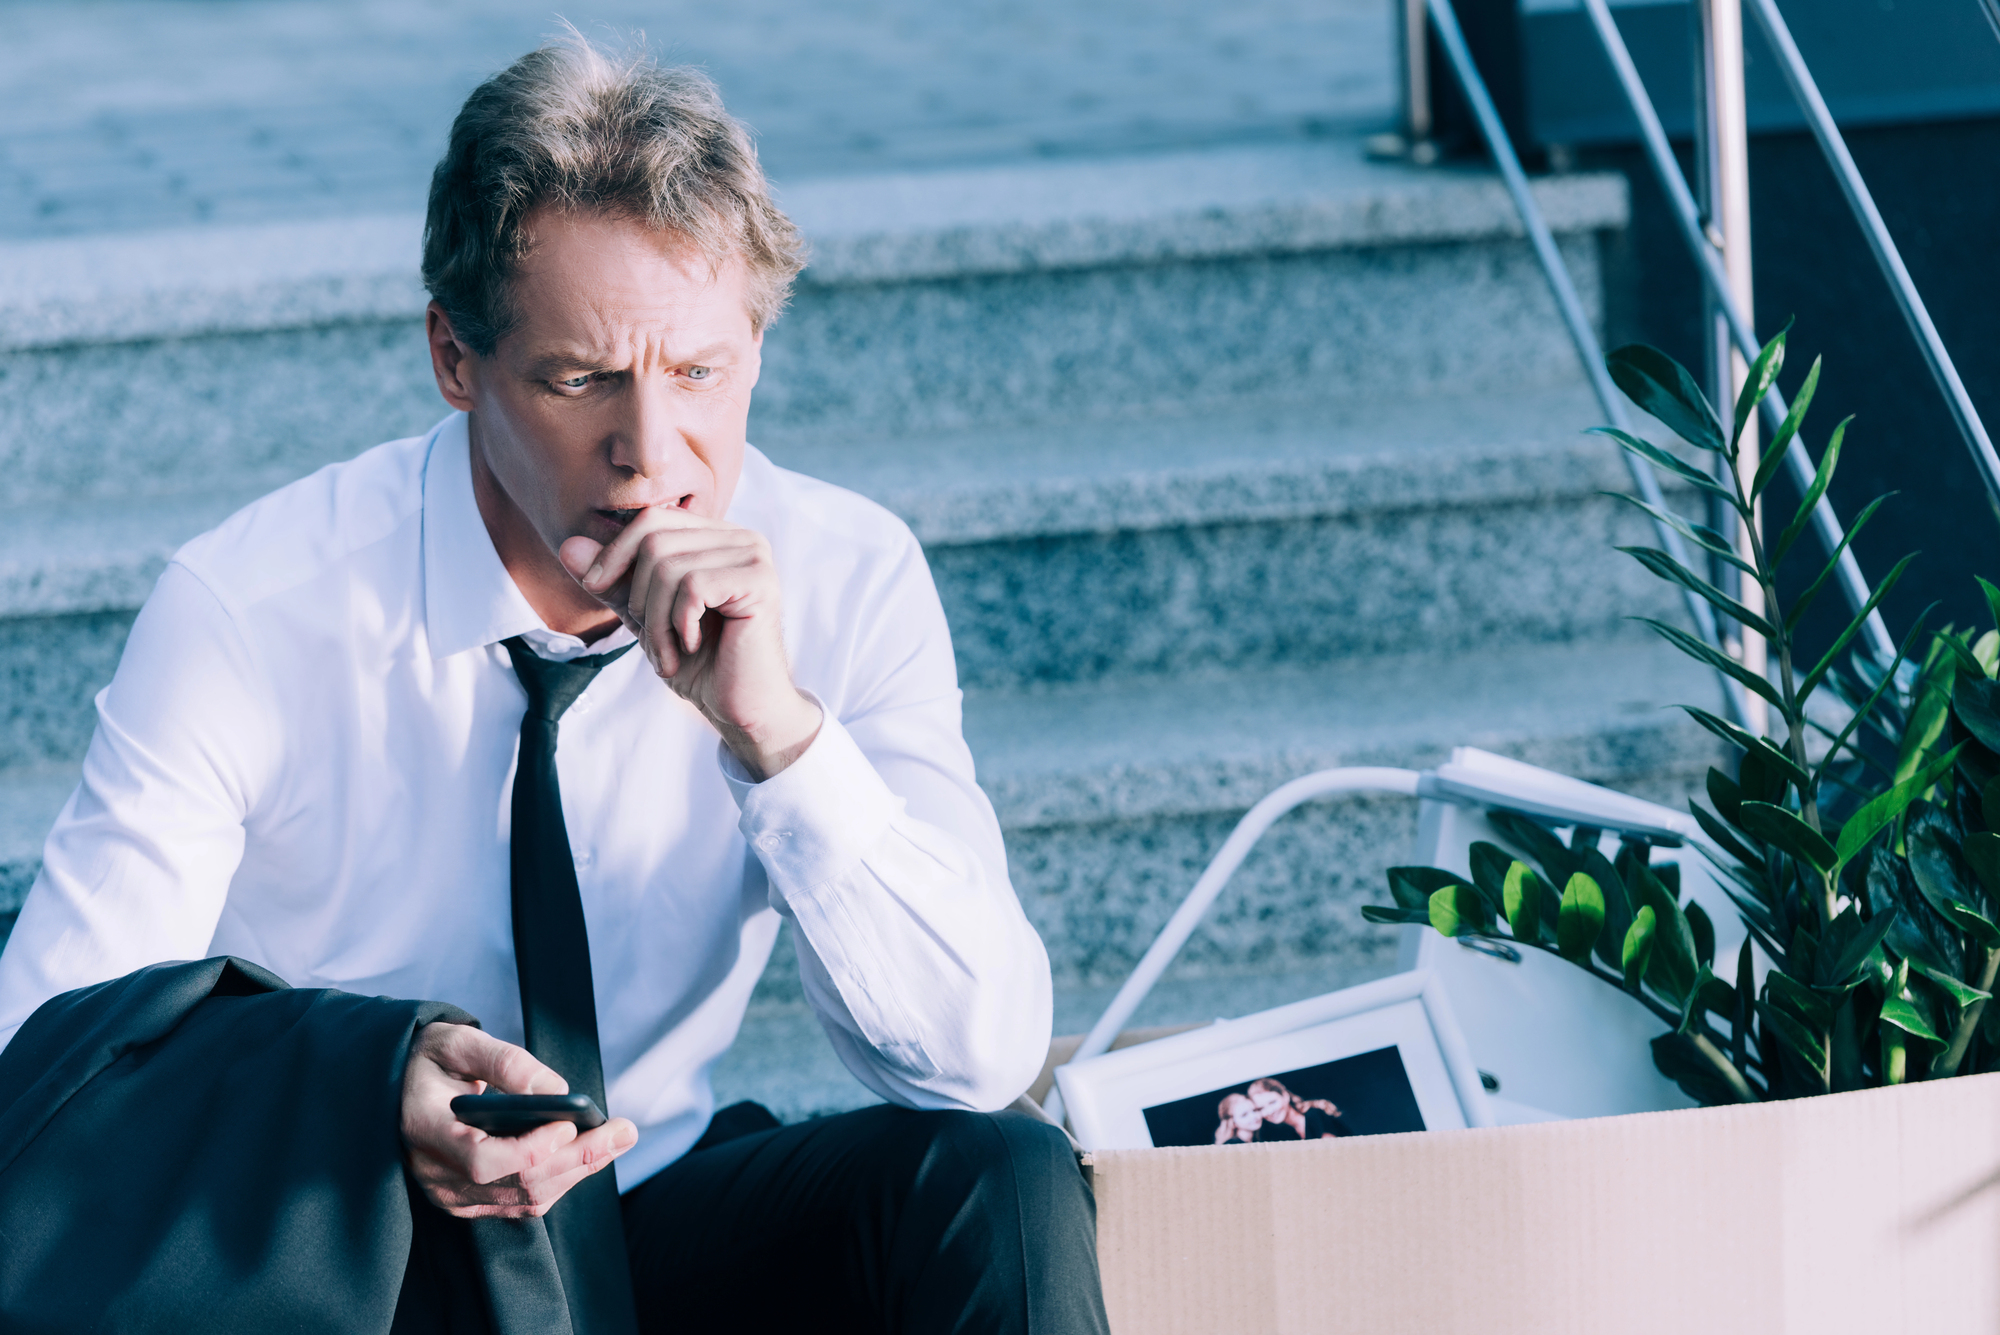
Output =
[
  {"x1": 516, "y1": 1119, "x2": 639, "y2": 1199},
  {"x1": 672, "y1": 568, "x2": 713, "y2": 656},
  {"x1": 558, "y1": 535, "x2": 604, "y2": 585},
  {"x1": 641, "y1": 567, "x2": 682, "y2": 678},
  {"x1": 627, "y1": 524, "x2": 754, "y2": 622},
  {"x1": 465, "y1": 1117, "x2": 580, "y2": 1186},
  {"x1": 580, "y1": 507, "x2": 727, "y2": 596},
  {"x1": 431, "y1": 1024, "x2": 568, "y2": 1096}
]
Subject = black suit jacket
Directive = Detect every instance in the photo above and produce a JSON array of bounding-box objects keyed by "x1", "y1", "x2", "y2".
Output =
[{"x1": 0, "y1": 957, "x2": 584, "y2": 1335}]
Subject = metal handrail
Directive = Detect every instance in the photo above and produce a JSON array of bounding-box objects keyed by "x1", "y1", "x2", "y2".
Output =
[
  {"x1": 1575, "y1": 0, "x2": 1896, "y2": 666},
  {"x1": 1745, "y1": 0, "x2": 2000, "y2": 513},
  {"x1": 1424, "y1": 0, "x2": 1754, "y2": 727},
  {"x1": 1038, "y1": 767, "x2": 1426, "y2": 1126}
]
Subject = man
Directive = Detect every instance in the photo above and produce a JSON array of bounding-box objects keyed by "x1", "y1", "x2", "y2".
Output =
[{"x1": 0, "y1": 36, "x2": 1107, "y2": 1334}]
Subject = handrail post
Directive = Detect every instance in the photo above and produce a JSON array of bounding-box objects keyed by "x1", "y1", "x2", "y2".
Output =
[
  {"x1": 1695, "y1": 0, "x2": 1768, "y2": 736},
  {"x1": 1575, "y1": 0, "x2": 1896, "y2": 668}
]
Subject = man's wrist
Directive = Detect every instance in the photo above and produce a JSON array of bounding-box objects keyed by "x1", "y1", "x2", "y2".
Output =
[{"x1": 719, "y1": 691, "x2": 824, "y2": 782}]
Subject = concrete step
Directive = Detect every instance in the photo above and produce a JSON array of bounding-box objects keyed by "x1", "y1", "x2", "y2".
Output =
[
  {"x1": 0, "y1": 381, "x2": 1687, "y2": 772},
  {"x1": 766, "y1": 381, "x2": 1683, "y2": 689},
  {"x1": 719, "y1": 633, "x2": 1722, "y2": 1120},
  {"x1": 0, "y1": 139, "x2": 1627, "y2": 511},
  {"x1": 0, "y1": 765, "x2": 74, "y2": 933}
]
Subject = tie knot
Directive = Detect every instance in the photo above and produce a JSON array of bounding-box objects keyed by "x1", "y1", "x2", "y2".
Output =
[{"x1": 504, "y1": 636, "x2": 635, "y2": 723}]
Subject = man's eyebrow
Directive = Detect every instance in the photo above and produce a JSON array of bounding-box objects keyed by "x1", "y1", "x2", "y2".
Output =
[
  {"x1": 522, "y1": 343, "x2": 738, "y2": 377},
  {"x1": 523, "y1": 350, "x2": 619, "y2": 378}
]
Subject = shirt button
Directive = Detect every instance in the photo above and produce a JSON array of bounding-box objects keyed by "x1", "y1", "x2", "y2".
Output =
[
  {"x1": 575, "y1": 851, "x2": 594, "y2": 867},
  {"x1": 756, "y1": 833, "x2": 785, "y2": 852}
]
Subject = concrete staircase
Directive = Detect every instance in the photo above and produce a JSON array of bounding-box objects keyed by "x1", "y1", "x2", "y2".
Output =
[{"x1": 0, "y1": 136, "x2": 1720, "y2": 1117}]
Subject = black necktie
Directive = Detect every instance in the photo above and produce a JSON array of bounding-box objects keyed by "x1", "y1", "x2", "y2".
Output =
[{"x1": 502, "y1": 635, "x2": 640, "y2": 1335}]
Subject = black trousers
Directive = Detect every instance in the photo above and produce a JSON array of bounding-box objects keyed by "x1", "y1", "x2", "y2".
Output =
[
  {"x1": 621, "y1": 1103, "x2": 1110, "y2": 1334},
  {"x1": 397, "y1": 1103, "x2": 1110, "y2": 1334}
]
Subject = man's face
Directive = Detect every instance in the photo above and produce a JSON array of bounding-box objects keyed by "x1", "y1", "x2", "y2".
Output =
[{"x1": 451, "y1": 207, "x2": 764, "y2": 558}]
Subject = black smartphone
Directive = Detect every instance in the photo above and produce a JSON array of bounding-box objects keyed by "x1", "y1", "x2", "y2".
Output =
[{"x1": 451, "y1": 1093, "x2": 607, "y2": 1137}]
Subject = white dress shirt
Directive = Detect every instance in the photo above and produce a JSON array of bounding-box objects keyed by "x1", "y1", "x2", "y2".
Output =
[{"x1": 0, "y1": 413, "x2": 1053, "y2": 1190}]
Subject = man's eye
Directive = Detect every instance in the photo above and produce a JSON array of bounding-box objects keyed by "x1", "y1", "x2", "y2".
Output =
[
  {"x1": 558, "y1": 374, "x2": 592, "y2": 390},
  {"x1": 685, "y1": 365, "x2": 712, "y2": 381}
]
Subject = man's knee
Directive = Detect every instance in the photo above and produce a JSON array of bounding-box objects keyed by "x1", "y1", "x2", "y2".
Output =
[{"x1": 887, "y1": 1108, "x2": 1088, "y2": 1220}]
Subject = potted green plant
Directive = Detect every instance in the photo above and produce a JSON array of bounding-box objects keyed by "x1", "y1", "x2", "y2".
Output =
[{"x1": 1364, "y1": 330, "x2": 2000, "y2": 1103}]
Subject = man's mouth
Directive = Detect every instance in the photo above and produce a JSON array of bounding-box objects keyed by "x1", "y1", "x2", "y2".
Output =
[{"x1": 594, "y1": 496, "x2": 694, "y2": 528}]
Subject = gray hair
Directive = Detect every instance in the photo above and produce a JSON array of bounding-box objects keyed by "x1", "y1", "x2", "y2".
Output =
[{"x1": 422, "y1": 35, "x2": 807, "y2": 354}]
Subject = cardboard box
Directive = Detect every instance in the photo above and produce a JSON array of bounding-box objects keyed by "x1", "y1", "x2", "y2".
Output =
[{"x1": 1088, "y1": 1071, "x2": 2000, "y2": 1333}]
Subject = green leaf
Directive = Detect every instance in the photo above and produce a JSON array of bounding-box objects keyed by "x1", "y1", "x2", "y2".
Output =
[
  {"x1": 1818, "y1": 905, "x2": 1898, "y2": 990},
  {"x1": 1586, "y1": 428, "x2": 1738, "y2": 504},
  {"x1": 1737, "y1": 801, "x2": 1837, "y2": 874},
  {"x1": 1784, "y1": 495, "x2": 1890, "y2": 632},
  {"x1": 1582, "y1": 846, "x2": 1635, "y2": 970},
  {"x1": 1636, "y1": 617, "x2": 1785, "y2": 710},
  {"x1": 1651, "y1": 1031, "x2": 1754, "y2": 1106},
  {"x1": 1467, "y1": 842, "x2": 1514, "y2": 910},
  {"x1": 1814, "y1": 609, "x2": 1935, "y2": 801},
  {"x1": 1677, "y1": 706, "x2": 1813, "y2": 792},
  {"x1": 1956, "y1": 677, "x2": 2000, "y2": 753},
  {"x1": 1362, "y1": 905, "x2": 1433, "y2": 926},
  {"x1": 1943, "y1": 901, "x2": 2000, "y2": 947},
  {"x1": 1906, "y1": 956, "x2": 1993, "y2": 1008},
  {"x1": 1557, "y1": 872, "x2": 1607, "y2": 962},
  {"x1": 1487, "y1": 810, "x2": 1579, "y2": 884},
  {"x1": 1798, "y1": 552, "x2": 1918, "y2": 706},
  {"x1": 1690, "y1": 799, "x2": 1767, "y2": 870},
  {"x1": 1874, "y1": 847, "x2": 1964, "y2": 977},
  {"x1": 1751, "y1": 354, "x2": 1819, "y2": 504},
  {"x1": 1965, "y1": 831, "x2": 2000, "y2": 897},
  {"x1": 1606, "y1": 344, "x2": 1728, "y2": 454},
  {"x1": 1757, "y1": 999, "x2": 1829, "y2": 1078},
  {"x1": 1692, "y1": 964, "x2": 1736, "y2": 1018},
  {"x1": 1623, "y1": 904, "x2": 1658, "y2": 991},
  {"x1": 1503, "y1": 861, "x2": 1545, "y2": 942},
  {"x1": 1631, "y1": 865, "x2": 1698, "y2": 1006},
  {"x1": 1772, "y1": 415, "x2": 1851, "y2": 563},
  {"x1": 1386, "y1": 866, "x2": 1467, "y2": 913},
  {"x1": 1687, "y1": 900, "x2": 1717, "y2": 969},
  {"x1": 1833, "y1": 745, "x2": 1965, "y2": 872},
  {"x1": 1878, "y1": 995, "x2": 1945, "y2": 1045},
  {"x1": 1621, "y1": 550, "x2": 1778, "y2": 639},
  {"x1": 1979, "y1": 575, "x2": 2000, "y2": 639},
  {"x1": 1768, "y1": 971, "x2": 1833, "y2": 1029},
  {"x1": 1602, "y1": 492, "x2": 1758, "y2": 576},
  {"x1": 1975, "y1": 630, "x2": 2000, "y2": 678},
  {"x1": 1909, "y1": 808, "x2": 1980, "y2": 917},
  {"x1": 1734, "y1": 329, "x2": 1791, "y2": 457},
  {"x1": 1706, "y1": 767, "x2": 1745, "y2": 823},
  {"x1": 1428, "y1": 883, "x2": 1492, "y2": 937}
]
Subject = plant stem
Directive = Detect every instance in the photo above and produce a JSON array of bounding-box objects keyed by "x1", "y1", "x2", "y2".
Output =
[
  {"x1": 1687, "y1": 1030, "x2": 1761, "y2": 1103},
  {"x1": 1730, "y1": 443, "x2": 1819, "y2": 839},
  {"x1": 1882, "y1": 1028, "x2": 1907, "y2": 1085},
  {"x1": 1936, "y1": 946, "x2": 2000, "y2": 1077}
]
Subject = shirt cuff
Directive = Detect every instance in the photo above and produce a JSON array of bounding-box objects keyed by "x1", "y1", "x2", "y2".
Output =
[{"x1": 717, "y1": 696, "x2": 904, "y2": 899}]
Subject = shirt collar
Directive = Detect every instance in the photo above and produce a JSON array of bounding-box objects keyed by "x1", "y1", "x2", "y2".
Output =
[{"x1": 422, "y1": 412, "x2": 633, "y2": 662}]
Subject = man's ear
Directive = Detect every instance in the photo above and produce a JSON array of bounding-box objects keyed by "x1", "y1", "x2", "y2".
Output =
[{"x1": 426, "y1": 302, "x2": 479, "y2": 413}]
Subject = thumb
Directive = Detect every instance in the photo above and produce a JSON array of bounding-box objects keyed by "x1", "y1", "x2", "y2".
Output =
[{"x1": 559, "y1": 535, "x2": 604, "y2": 582}]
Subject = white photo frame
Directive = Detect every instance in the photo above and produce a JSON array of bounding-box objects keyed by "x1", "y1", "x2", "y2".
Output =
[{"x1": 1052, "y1": 970, "x2": 1494, "y2": 1150}]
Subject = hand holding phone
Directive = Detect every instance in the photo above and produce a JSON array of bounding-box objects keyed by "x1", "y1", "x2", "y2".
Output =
[{"x1": 451, "y1": 1092, "x2": 607, "y2": 1138}]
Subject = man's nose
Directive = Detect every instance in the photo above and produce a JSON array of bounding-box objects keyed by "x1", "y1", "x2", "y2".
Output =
[{"x1": 608, "y1": 374, "x2": 695, "y2": 480}]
